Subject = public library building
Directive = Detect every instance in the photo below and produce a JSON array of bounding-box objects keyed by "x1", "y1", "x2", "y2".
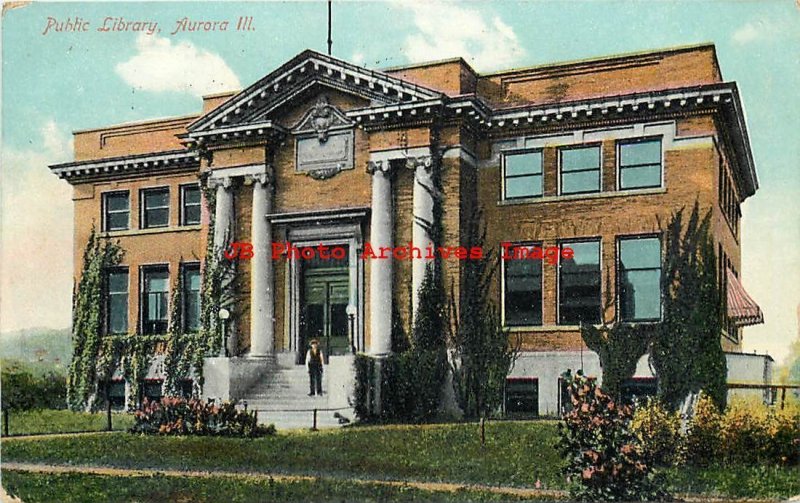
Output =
[{"x1": 51, "y1": 43, "x2": 767, "y2": 425}]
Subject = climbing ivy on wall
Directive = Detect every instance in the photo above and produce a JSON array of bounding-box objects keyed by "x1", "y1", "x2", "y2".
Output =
[
  {"x1": 67, "y1": 225, "x2": 124, "y2": 411},
  {"x1": 68, "y1": 174, "x2": 242, "y2": 411}
]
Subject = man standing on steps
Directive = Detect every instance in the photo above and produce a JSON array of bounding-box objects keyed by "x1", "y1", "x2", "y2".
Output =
[{"x1": 306, "y1": 339, "x2": 324, "y2": 396}]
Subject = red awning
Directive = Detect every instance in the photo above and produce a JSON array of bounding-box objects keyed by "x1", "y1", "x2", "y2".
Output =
[{"x1": 727, "y1": 269, "x2": 764, "y2": 327}]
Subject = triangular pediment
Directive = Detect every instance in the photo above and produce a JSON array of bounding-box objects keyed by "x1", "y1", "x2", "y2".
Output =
[{"x1": 188, "y1": 50, "x2": 443, "y2": 134}]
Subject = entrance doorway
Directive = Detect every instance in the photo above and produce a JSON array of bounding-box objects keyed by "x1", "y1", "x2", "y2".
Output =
[{"x1": 299, "y1": 245, "x2": 351, "y2": 363}]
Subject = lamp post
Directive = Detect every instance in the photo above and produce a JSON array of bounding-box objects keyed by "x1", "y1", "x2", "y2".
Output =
[
  {"x1": 218, "y1": 308, "x2": 230, "y2": 357},
  {"x1": 346, "y1": 304, "x2": 357, "y2": 354}
]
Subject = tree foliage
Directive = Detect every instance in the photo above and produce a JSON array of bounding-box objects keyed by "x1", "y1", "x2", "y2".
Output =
[{"x1": 652, "y1": 203, "x2": 727, "y2": 410}]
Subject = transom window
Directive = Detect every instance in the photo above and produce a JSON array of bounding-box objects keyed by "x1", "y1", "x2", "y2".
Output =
[
  {"x1": 141, "y1": 188, "x2": 170, "y2": 229},
  {"x1": 181, "y1": 185, "x2": 201, "y2": 226},
  {"x1": 560, "y1": 145, "x2": 601, "y2": 195},
  {"x1": 142, "y1": 266, "x2": 169, "y2": 334},
  {"x1": 558, "y1": 240, "x2": 601, "y2": 325},
  {"x1": 618, "y1": 236, "x2": 661, "y2": 322},
  {"x1": 103, "y1": 191, "x2": 129, "y2": 231},
  {"x1": 106, "y1": 269, "x2": 128, "y2": 334},
  {"x1": 503, "y1": 243, "x2": 543, "y2": 326},
  {"x1": 503, "y1": 150, "x2": 543, "y2": 199},
  {"x1": 618, "y1": 138, "x2": 662, "y2": 190}
]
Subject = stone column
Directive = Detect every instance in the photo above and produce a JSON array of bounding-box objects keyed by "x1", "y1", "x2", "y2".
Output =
[
  {"x1": 210, "y1": 176, "x2": 236, "y2": 356},
  {"x1": 249, "y1": 167, "x2": 275, "y2": 357},
  {"x1": 367, "y1": 159, "x2": 394, "y2": 355},
  {"x1": 407, "y1": 155, "x2": 435, "y2": 314},
  {"x1": 212, "y1": 176, "x2": 234, "y2": 252}
]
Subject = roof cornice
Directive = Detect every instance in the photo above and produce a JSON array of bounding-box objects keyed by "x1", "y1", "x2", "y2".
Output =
[{"x1": 49, "y1": 149, "x2": 199, "y2": 183}]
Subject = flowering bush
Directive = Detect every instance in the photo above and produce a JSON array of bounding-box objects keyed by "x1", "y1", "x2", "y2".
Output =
[
  {"x1": 631, "y1": 398, "x2": 683, "y2": 467},
  {"x1": 130, "y1": 396, "x2": 275, "y2": 437},
  {"x1": 557, "y1": 371, "x2": 670, "y2": 501}
]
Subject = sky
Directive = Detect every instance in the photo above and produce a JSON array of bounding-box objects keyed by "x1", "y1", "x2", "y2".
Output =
[{"x1": 1, "y1": 1, "x2": 798, "y2": 363}]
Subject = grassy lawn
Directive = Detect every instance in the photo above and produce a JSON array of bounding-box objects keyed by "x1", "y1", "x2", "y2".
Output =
[
  {"x1": 2, "y1": 421, "x2": 798, "y2": 499},
  {"x1": 3, "y1": 421, "x2": 563, "y2": 488},
  {"x1": 1, "y1": 471, "x2": 545, "y2": 503},
  {"x1": 1, "y1": 409, "x2": 135, "y2": 436}
]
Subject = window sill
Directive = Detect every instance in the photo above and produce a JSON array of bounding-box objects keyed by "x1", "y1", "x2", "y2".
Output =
[
  {"x1": 498, "y1": 187, "x2": 667, "y2": 206},
  {"x1": 101, "y1": 225, "x2": 202, "y2": 238},
  {"x1": 505, "y1": 325, "x2": 600, "y2": 332}
]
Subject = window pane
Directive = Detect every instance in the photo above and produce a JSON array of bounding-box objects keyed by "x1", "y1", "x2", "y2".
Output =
[
  {"x1": 562, "y1": 170, "x2": 600, "y2": 194},
  {"x1": 559, "y1": 241, "x2": 601, "y2": 324},
  {"x1": 561, "y1": 146, "x2": 599, "y2": 172},
  {"x1": 145, "y1": 190, "x2": 169, "y2": 208},
  {"x1": 620, "y1": 237, "x2": 660, "y2": 269},
  {"x1": 107, "y1": 193, "x2": 129, "y2": 211},
  {"x1": 183, "y1": 186, "x2": 201, "y2": 204},
  {"x1": 183, "y1": 267, "x2": 201, "y2": 332},
  {"x1": 505, "y1": 152, "x2": 542, "y2": 176},
  {"x1": 504, "y1": 250, "x2": 542, "y2": 326},
  {"x1": 145, "y1": 272, "x2": 169, "y2": 293},
  {"x1": 183, "y1": 206, "x2": 201, "y2": 225},
  {"x1": 146, "y1": 208, "x2": 169, "y2": 227},
  {"x1": 108, "y1": 213, "x2": 128, "y2": 230},
  {"x1": 505, "y1": 175, "x2": 542, "y2": 199},
  {"x1": 620, "y1": 140, "x2": 661, "y2": 166},
  {"x1": 109, "y1": 294, "x2": 128, "y2": 334},
  {"x1": 620, "y1": 164, "x2": 661, "y2": 189},
  {"x1": 108, "y1": 271, "x2": 127, "y2": 293},
  {"x1": 620, "y1": 269, "x2": 661, "y2": 321}
]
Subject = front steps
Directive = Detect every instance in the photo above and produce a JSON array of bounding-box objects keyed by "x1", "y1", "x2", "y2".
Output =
[{"x1": 239, "y1": 353, "x2": 356, "y2": 430}]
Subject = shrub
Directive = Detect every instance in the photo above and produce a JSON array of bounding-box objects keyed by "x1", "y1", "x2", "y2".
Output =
[
  {"x1": 558, "y1": 371, "x2": 670, "y2": 501},
  {"x1": 631, "y1": 398, "x2": 683, "y2": 466},
  {"x1": 1, "y1": 363, "x2": 66, "y2": 411},
  {"x1": 764, "y1": 404, "x2": 800, "y2": 465},
  {"x1": 130, "y1": 397, "x2": 275, "y2": 437},
  {"x1": 684, "y1": 394, "x2": 722, "y2": 467}
]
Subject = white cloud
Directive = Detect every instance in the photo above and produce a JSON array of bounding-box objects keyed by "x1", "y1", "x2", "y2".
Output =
[
  {"x1": 116, "y1": 34, "x2": 241, "y2": 97},
  {"x1": 732, "y1": 22, "x2": 760, "y2": 45},
  {"x1": 1, "y1": 121, "x2": 74, "y2": 332},
  {"x1": 352, "y1": 51, "x2": 365, "y2": 65},
  {"x1": 398, "y1": 1, "x2": 525, "y2": 72}
]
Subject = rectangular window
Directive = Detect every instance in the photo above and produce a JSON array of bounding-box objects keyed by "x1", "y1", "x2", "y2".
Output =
[
  {"x1": 141, "y1": 187, "x2": 170, "y2": 229},
  {"x1": 618, "y1": 138, "x2": 662, "y2": 190},
  {"x1": 559, "y1": 240, "x2": 601, "y2": 325},
  {"x1": 142, "y1": 266, "x2": 169, "y2": 334},
  {"x1": 503, "y1": 150, "x2": 543, "y2": 199},
  {"x1": 181, "y1": 184, "x2": 201, "y2": 226},
  {"x1": 102, "y1": 191, "x2": 129, "y2": 231},
  {"x1": 106, "y1": 269, "x2": 128, "y2": 334},
  {"x1": 182, "y1": 264, "x2": 201, "y2": 332},
  {"x1": 560, "y1": 145, "x2": 601, "y2": 195},
  {"x1": 619, "y1": 236, "x2": 661, "y2": 322},
  {"x1": 505, "y1": 378, "x2": 539, "y2": 417},
  {"x1": 503, "y1": 243, "x2": 543, "y2": 326}
]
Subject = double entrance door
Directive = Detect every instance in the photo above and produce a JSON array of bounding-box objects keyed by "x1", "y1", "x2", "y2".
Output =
[{"x1": 299, "y1": 248, "x2": 351, "y2": 363}]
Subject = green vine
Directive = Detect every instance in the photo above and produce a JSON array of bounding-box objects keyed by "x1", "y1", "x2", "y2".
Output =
[{"x1": 67, "y1": 225, "x2": 124, "y2": 411}]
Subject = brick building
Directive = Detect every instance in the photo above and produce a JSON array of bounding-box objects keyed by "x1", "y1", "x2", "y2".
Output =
[{"x1": 51, "y1": 43, "x2": 765, "y2": 424}]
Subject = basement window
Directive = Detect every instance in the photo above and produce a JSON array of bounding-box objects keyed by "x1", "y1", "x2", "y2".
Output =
[{"x1": 505, "y1": 378, "x2": 539, "y2": 417}]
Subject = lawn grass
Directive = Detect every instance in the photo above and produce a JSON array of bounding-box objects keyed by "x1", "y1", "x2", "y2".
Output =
[
  {"x1": 0, "y1": 409, "x2": 135, "y2": 436},
  {"x1": 1, "y1": 471, "x2": 547, "y2": 503},
  {"x1": 2, "y1": 420, "x2": 798, "y2": 499},
  {"x1": 2, "y1": 421, "x2": 564, "y2": 488}
]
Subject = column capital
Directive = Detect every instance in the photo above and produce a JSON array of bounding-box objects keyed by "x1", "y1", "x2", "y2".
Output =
[
  {"x1": 248, "y1": 164, "x2": 275, "y2": 187},
  {"x1": 208, "y1": 176, "x2": 233, "y2": 190},
  {"x1": 366, "y1": 159, "x2": 394, "y2": 175},
  {"x1": 405, "y1": 155, "x2": 433, "y2": 172}
]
